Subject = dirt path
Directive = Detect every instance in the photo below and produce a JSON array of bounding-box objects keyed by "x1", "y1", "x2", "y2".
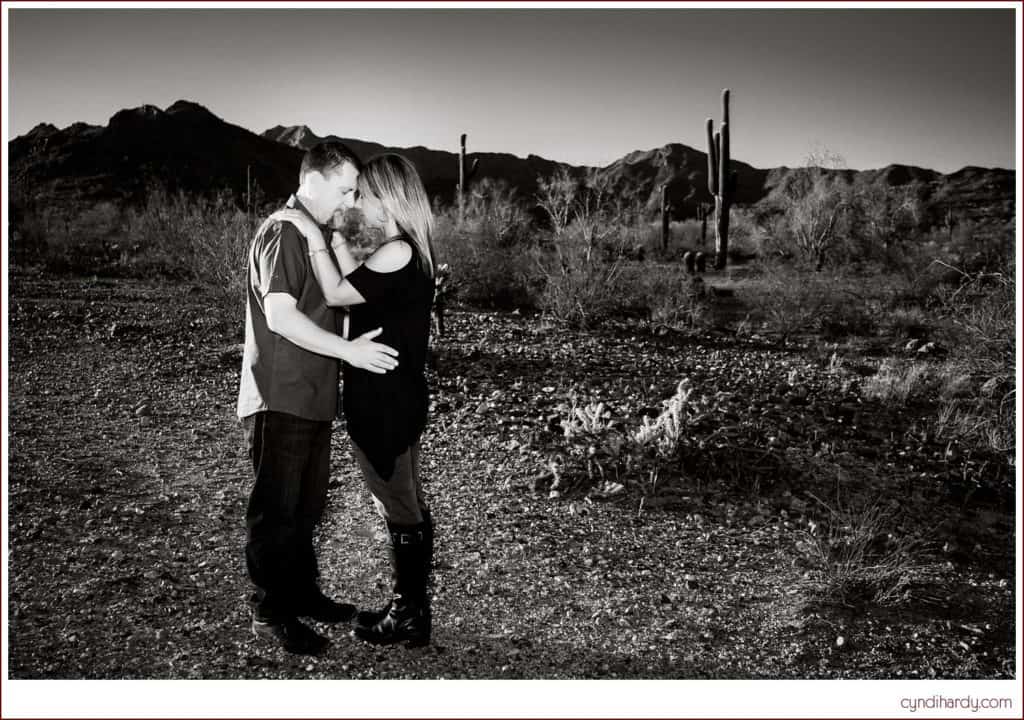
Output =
[{"x1": 7, "y1": 270, "x2": 1015, "y2": 679}]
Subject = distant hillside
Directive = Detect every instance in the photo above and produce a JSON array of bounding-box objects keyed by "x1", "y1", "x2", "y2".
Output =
[
  {"x1": 10, "y1": 101, "x2": 303, "y2": 207},
  {"x1": 262, "y1": 124, "x2": 568, "y2": 203},
  {"x1": 9, "y1": 100, "x2": 1014, "y2": 229}
]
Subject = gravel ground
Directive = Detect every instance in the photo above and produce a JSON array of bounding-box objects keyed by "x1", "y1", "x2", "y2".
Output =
[{"x1": 7, "y1": 270, "x2": 1015, "y2": 683}]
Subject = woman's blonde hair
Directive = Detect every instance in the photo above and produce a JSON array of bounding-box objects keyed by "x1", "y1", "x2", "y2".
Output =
[{"x1": 359, "y1": 154, "x2": 436, "y2": 277}]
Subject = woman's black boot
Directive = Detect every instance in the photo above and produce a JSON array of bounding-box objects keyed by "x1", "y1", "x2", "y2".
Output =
[{"x1": 354, "y1": 519, "x2": 431, "y2": 647}]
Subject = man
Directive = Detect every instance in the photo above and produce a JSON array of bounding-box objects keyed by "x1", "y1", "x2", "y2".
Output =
[{"x1": 237, "y1": 142, "x2": 399, "y2": 655}]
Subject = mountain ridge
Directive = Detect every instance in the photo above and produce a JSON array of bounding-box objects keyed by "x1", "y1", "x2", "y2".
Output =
[{"x1": 9, "y1": 100, "x2": 1014, "y2": 228}]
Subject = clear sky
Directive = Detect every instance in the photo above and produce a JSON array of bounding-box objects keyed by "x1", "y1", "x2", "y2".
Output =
[{"x1": 5, "y1": 4, "x2": 1018, "y2": 173}]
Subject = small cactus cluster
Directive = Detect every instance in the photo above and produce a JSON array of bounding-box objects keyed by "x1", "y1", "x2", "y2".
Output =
[
  {"x1": 706, "y1": 89, "x2": 737, "y2": 269},
  {"x1": 547, "y1": 377, "x2": 712, "y2": 496},
  {"x1": 634, "y1": 379, "x2": 694, "y2": 458},
  {"x1": 457, "y1": 133, "x2": 480, "y2": 225},
  {"x1": 561, "y1": 399, "x2": 615, "y2": 437}
]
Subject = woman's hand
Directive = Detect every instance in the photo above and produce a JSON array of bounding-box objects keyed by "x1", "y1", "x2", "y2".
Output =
[
  {"x1": 342, "y1": 327, "x2": 399, "y2": 374},
  {"x1": 274, "y1": 209, "x2": 326, "y2": 250}
]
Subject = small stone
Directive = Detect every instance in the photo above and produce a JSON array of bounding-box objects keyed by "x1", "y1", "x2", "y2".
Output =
[
  {"x1": 836, "y1": 635, "x2": 845, "y2": 648},
  {"x1": 134, "y1": 404, "x2": 152, "y2": 417},
  {"x1": 904, "y1": 339, "x2": 922, "y2": 352},
  {"x1": 980, "y1": 377, "x2": 1001, "y2": 397}
]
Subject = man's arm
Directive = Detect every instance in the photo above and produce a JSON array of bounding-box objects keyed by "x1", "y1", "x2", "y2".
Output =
[
  {"x1": 265, "y1": 209, "x2": 379, "y2": 307},
  {"x1": 308, "y1": 239, "x2": 367, "y2": 307},
  {"x1": 264, "y1": 293, "x2": 398, "y2": 373}
]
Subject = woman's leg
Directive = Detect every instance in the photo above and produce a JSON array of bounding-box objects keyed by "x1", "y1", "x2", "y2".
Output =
[{"x1": 350, "y1": 441, "x2": 431, "y2": 646}]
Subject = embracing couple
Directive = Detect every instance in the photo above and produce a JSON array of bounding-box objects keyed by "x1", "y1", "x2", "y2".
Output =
[{"x1": 236, "y1": 142, "x2": 437, "y2": 655}]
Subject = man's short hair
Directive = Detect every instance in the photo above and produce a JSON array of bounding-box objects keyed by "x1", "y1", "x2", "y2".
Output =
[{"x1": 300, "y1": 141, "x2": 363, "y2": 180}]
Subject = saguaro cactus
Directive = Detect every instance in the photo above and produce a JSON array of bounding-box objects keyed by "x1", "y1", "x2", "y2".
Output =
[
  {"x1": 697, "y1": 201, "x2": 712, "y2": 247},
  {"x1": 457, "y1": 133, "x2": 480, "y2": 225},
  {"x1": 661, "y1": 184, "x2": 671, "y2": 252},
  {"x1": 706, "y1": 89, "x2": 736, "y2": 269}
]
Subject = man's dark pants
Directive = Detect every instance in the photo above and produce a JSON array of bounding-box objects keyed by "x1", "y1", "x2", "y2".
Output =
[{"x1": 243, "y1": 410, "x2": 331, "y2": 621}]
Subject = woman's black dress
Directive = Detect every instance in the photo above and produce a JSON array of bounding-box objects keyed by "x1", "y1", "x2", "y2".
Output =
[{"x1": 343, "y1": 236, "x2": 434, "y2": 478}]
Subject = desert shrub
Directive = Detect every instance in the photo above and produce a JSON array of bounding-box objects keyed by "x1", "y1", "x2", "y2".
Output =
[
  {"x1": 725, "y1": 206, "x2": 762, "y2": 263},
  {"x1": 929, "y1": 263, "x2": 1015, "y2": 460},
  {"x1": 942, "y1": 220, "x2": 1013, "y2": 274},
  {"x1": 535, "y1": 167, "x2": 635, "y2": 326},
  {"x1": 12, "y1": 201, "x2": 128, "y2": 274},
  {"x1": 461, "y1": 178, "x2": 533, "y2": 248},
  {"x1": 9, "y1": 202, "x2": 62, "y2": 266},
  {"x1": 433, "y1": 206, "x2": 541, "y2": 310},
  {"x1": 118, "y1": 187, "x2": 260, "y2": 318},
  {"x1": 842, "y1": 183, "x2": 926, "y2": 265},
  {"x1": 882, "y1": 306, "x2": 932, "y2": 340},
  {"x1": 750, "y1": 260, "x2": 832, "y2": 341},
  {"x1": 797, "y1": 492, "x2": 924, "y2": 606},
  {"x1": 816, "y1": 298, "x2": 879, "y2": 340},
  {"x1": 862, "y1": 359, "x2": 935, "y2": 405},
  {"x1": 622, "y1": 264, "x2": 711, "y2": 331},
  {"x1": 642, "y1": 219, "x2": 708, "y2": 262},
  {"x1": 536, "y1": 227, "x2": 624, "y2": 327},
  {"x1": 776, "y1": 160, "x2": 855, "y2": 270}
]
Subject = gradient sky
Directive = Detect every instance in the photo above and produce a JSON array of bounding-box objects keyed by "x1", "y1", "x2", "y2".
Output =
[{"x1": 6, "y1": 5, "x2": 1018, "y2": 173}]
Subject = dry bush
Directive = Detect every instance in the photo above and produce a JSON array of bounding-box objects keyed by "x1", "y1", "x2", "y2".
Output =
[
  {"x1": 797, "y1": 491, "x2": 925, "y2": 606},
  {"x1": 433, "y1": 205, "x2": 541, "y2": 310},
  {"x1": 627, "y1": 265, "x2": 711, "y2": 331},
  {"x1": 750, "y1": 261, "x2": 832, "y2": 341},
  {"x1": 882, "y1": 306, "x2": 932, "y2": 340},
  {"x1": 11, "y1": 201, "x2": 126, "y2": 273},
  {"x1": 122, "y1": 187, "x2": 255, "y2": 314},
  {"x1": 536, "y1": 229, "x2": 624, "y2": 327},
  {"x1": 862, "y1": 359, "x2": 935, "y2": 405},
  {"x1": 930, "y1": 262, "x2": 1015, "y2": 459}
]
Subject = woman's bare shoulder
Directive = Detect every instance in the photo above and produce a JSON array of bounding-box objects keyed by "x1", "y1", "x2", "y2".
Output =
[{"x1": 365, "y1": 239, "x2": 413, "y2": 272}]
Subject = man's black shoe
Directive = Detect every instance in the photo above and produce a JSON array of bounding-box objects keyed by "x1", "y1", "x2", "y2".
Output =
[
  {"x1": 353, "y1": 599, "x2": 429, "y2": 648},
  {"x1": 295, "y1": 591, "x2": 357, "y2": 623},
  {"x1": 251, "y1": 616, "x2": 329, "y2": 655},
  {"x1": 354, "y1": 600, "x2": 393, "y2": 630}
]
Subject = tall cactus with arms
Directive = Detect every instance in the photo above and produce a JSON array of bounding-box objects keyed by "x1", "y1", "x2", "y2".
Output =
[
  {"x1": 706, "y1": 89, "x2": 736, "y2": 269},
  {"x1": 457, "y1": 133, "x2": 480, "y2": 226},
  {"x1": 661, "y1": 183, "x2": 671, "y2": 252}
]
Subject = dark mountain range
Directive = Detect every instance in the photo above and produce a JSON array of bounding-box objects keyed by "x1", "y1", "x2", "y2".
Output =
[
  {"x1": 10, "y1": 101, "x2": 303, "y2": 207},
  {"x1": 262, "y1": 124, "x2": 567, "y2": 204},
  {"x1": 9, "y1": 100, "x2": 1014, "y2": 228}
]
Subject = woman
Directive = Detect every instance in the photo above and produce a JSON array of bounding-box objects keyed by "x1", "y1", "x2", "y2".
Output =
[{"x1": 274, "y1": 153, "x2": 437, "y2": 647}]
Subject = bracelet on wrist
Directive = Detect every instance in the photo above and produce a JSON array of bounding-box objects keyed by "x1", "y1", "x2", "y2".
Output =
[{"x1": 307, "y1": 247, "x2": 329, "y2": 257}]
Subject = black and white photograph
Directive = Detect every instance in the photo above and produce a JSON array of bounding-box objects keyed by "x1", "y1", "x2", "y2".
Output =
[{"x1": 2, "y1": 1, "x2": 1020, "y2": 718}]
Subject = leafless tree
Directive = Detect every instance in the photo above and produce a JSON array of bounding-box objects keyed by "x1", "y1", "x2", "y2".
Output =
[
  {"x1": 783, "y1": 148, "x2": 852, "y2": 270},
  {"x1": 536, "y1": 167, "x2": 576, "y2": 239}
]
